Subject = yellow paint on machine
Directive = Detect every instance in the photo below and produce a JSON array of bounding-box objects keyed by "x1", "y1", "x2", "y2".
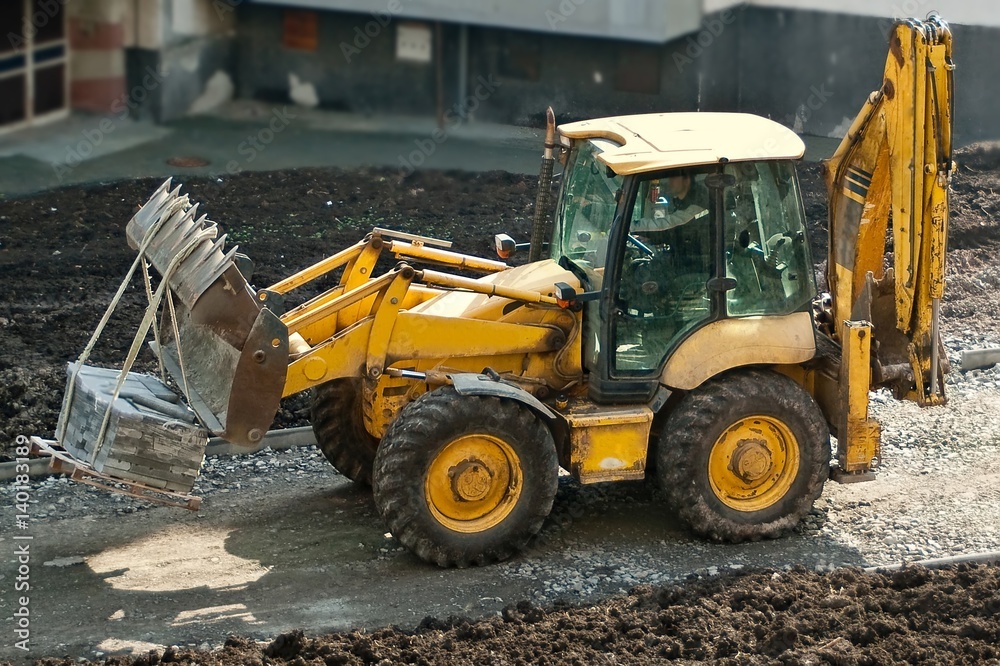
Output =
[
  {"x1": 660, "y1": 312, "x2": 816, "y2": 391},
  {"x1": 560, "y1": 401, "x2": 654, "y2": 484},
  {"x1": 838, "y1": 321, "x2": 881, "y2": 474}
]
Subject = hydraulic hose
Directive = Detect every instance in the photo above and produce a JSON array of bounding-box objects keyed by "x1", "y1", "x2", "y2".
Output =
[{"x1": 529, "y1": 107, "x2": 557, "y2": 263}]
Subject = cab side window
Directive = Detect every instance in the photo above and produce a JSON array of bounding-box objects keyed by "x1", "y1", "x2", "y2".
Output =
[{"x1": 723, "y1": 161, "x2": 815, "y2": 317}]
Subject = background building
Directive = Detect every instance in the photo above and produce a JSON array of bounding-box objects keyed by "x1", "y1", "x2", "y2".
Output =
[{"x1": 2, "y1": 0, "x2": 997, "y2": 143}]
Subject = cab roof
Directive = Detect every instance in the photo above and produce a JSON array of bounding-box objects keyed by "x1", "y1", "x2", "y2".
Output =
[{"x1": 558, "y1": 112, "x2": 806, "y2": 176}]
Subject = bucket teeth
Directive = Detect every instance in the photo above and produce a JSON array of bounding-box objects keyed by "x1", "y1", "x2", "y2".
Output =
[
  {"x1": 126, "y1": 179, "x2": 239, "y2": 308},
  {"x1": 116, "y1": 179, "x2": 288, "y2": 446}
]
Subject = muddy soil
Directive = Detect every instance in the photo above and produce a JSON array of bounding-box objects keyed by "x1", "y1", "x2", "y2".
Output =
[
  {"x1": 0, "y1": 168, "x2": 535, "y2": 454},
  {"x1": 2, "y1": 148, "x2": 1000, "y2": 666},
  {"x1": 20, "y1": 563, "x2": 998, "y2": 666}
]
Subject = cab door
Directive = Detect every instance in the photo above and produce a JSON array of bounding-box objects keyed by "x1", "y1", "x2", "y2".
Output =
[
  {"x1": 593, "y1": 161, "x2": 817, "y2": 402},
  {"x1": 611, "y1": 167, "x2": 717, "y2": 377}
]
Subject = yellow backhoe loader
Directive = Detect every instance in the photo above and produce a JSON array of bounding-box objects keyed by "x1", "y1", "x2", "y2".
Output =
[{"x1": 52, "y1": 14, "x2": 953, "y2": 567}]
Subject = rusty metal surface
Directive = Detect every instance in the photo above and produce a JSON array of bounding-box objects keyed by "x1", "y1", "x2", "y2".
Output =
[{"x1": 221, "y1": 308, "x2": 290, "y2": 447}]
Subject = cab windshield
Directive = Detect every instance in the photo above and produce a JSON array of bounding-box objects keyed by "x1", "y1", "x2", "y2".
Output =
[{"x1": 552, "y1": 139, "x2": 623, "y2": 286}]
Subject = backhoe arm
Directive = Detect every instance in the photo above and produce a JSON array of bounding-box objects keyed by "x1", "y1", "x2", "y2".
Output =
[{"x1": 824, "y1": 13, "x2": 953, "y2": 407}]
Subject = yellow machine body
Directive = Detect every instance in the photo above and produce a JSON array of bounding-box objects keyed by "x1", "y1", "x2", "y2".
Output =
[{"x1": 83, "y1": 15, "x2": 955, "y2": 566}]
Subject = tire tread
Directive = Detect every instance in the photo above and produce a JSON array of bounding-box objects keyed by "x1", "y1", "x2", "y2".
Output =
[{"x1": 658, "y1": 369, "x2": 830, "y2": 543}]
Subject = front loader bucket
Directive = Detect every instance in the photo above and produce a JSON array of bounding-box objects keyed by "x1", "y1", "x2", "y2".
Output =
[{"x1": 127, "y1": 180, "x2": 289, "y2": 447}]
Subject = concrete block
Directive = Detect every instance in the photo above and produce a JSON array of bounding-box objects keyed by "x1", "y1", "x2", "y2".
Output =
[{"x1": 57, "y1": 363, "x2": 208, "y2": 492}]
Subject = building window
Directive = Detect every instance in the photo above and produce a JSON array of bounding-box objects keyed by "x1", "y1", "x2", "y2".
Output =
[
  {"x1": 616, "y1": 44, "x2": 660, "y2": 95},
  {"x1": 497, "y1": 34, "x2": 540, "y2": 82},
  {"x1": 0, "y1": 0, "x2": 68, "y2": 133}
]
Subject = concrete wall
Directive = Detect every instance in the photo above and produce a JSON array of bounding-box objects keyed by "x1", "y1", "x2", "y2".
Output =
[
  {"x1": 155, "y1": 2, "x2": 1000, "y2": 143},
  {"x1": 236, "y1": 5, "x2": 441, "y2": 115},
  {"x1": 734, "y1": 7, "x2": 997, "y2": 144},
  {"x1": 123, "y1": 0, "x2": 236, "y2": 122},
  {"x1": 735, "y1": 7, "x2": 887, "y2": 139},
  {"x1": 949, "y1": 22, "x2": 1000, "y2": 144},
  {"x1": 234, "y1": 4, "x2": 744, "y2": 125},
  {"x1": 248, "y1": 0, "x2": 703, "y2": 43},
  {"x1": 464, "y1": 9, "x2": 743, "y2": 127},
  {"x1": 708, "y1": 0, "x2": 1000, "y2": 29}
]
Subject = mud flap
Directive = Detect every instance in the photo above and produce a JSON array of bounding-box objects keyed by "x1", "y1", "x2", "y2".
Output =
[{"x1": 449, "y1": 372, "x2": 557, "y2": 420}]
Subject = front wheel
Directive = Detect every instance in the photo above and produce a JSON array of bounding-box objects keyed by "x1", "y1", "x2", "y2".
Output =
[
  {"x1": 658, "y1": 369, "x2": 830, "y2": 543},
  {"x1": 311, "y1": 379, "x2": 379, "y2": 485},
  {"x1": 372, "y1": 387, "x2": 558, "y2": 568}
]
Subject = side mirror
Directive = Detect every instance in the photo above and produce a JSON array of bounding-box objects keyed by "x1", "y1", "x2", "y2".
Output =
[{"x1": 495, "y1": 233, "x2": 517, "y2": 259}]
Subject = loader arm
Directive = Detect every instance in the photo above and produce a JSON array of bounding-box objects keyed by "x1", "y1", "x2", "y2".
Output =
[
  {"x1": 824, "y1": 13, "x2": 953, "y2": 407},
  {"x1": 124, "y1": 199, "x2": 576, "y2": 447}
]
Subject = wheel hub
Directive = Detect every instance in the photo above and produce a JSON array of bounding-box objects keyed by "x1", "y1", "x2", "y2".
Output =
[
  {"x1": 449, "y1": 459, "x2": 494, "y2": 502},
  {"x1": 728, "y1": 438, "x2": 773, "y2": 486},
  {"x1": 707, "y1": 416, "x2": 800, "y2": 512},
  {"x1": 425, "y1": 433, "x2": 523, "y2": 533}
]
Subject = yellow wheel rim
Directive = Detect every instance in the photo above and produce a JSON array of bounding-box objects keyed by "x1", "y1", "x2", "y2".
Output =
[
  {"x1": 424, "y1": 434, "x2": 523, "y2": 534},
  {"x1": 707, "y1": 415, "x2": 800, "y2": 512}
]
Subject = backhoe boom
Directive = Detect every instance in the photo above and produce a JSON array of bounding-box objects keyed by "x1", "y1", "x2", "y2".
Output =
[{"x1": 824, "y1": 13, "x2": 953, "y2": 406}]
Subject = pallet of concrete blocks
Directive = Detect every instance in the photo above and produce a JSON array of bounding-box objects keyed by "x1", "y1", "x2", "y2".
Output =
[{"x1": 57, "y1": 362, "x2": 209, "y2": 493}]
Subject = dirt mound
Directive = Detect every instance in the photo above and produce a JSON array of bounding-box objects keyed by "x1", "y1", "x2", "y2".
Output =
[{"x1": 25, "y1": 563, "x2": 1000, "y2": 665}]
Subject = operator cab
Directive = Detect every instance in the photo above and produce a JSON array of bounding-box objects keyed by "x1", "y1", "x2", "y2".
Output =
[{"x1": 552, "y1": 113, "x2": 818, "y2": 403}]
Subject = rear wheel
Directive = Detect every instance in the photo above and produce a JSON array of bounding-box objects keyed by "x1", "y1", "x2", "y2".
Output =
[
  {"x1": 311, "y1": 379, "x2": 379, "y2": 486},
  {"x1": 658, "y1": 369, "x2": 829, "y2": 542},
  {"x1": 372, "y1": 387, "x2": 558, "y2": 567}
]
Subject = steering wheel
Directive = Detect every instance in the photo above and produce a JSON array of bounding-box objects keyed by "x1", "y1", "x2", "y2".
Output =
[
  {"x1": 621, "y1": 249, "x2": 674, "y2": 316},
  {"x1": 627, "y1": 234, "x2": 654, "y2": 257}
]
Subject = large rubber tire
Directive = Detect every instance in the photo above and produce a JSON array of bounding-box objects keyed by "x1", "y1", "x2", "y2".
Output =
[
  {"x1": 311, "y1": 379, "x2": 379, "y2": 486},
  {"x1": 658, "y1": 369, "x2": 830, "y2": 543},
  {"x1": 372, "y1": 387, "x2": 558, "y2": 568}
]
